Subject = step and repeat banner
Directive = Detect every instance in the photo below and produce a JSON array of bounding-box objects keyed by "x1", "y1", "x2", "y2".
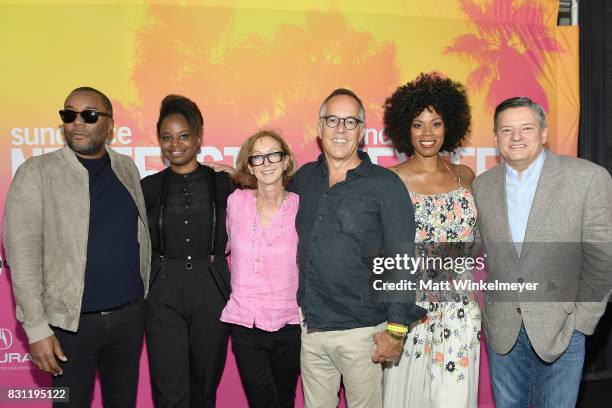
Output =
[{"x1": 0, "y1": 0, "x2": 578, "y2": 406}]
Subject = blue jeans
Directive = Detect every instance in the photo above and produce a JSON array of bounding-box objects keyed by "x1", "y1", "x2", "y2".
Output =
[{"x1": 487, "y1": 323, "x2": 585, "y2": 408}]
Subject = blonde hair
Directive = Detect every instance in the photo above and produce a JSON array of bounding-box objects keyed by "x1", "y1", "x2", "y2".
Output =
[{"x1": 232, "y1": 130, "x2": 297, "y2": 189}]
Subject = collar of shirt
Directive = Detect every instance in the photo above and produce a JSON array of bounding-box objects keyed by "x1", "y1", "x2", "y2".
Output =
[
  {"x1": 504, "y1": 149, "x2": 546, "y2": 248},
  {"x1": 76, "y1": 151, "x2": 110, "y2": 170},
  {"x1": 168, "y1": 163, "x2": 207, "y2": 180},
  {"x1": 316, "y1": 150, "x2": 373, "y2": 178},
  {"x1": 504, "y1": 149, "x2": 547, "y2": 184}
]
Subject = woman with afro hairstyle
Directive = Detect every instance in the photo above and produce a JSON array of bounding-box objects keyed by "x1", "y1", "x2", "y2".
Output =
[
  {"x1": 141, "y1": 95, "x2": 232, "y2": 407},
  {"x1": 382, "y1": 73, "x2": 481, "y2": 408}
]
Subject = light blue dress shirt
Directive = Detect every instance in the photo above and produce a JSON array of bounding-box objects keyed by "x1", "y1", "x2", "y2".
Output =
[{"x1": 505, "y1": 150, "x2": 546, "y2": 255}]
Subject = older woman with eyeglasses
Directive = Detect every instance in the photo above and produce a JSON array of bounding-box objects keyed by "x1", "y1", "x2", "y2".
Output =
[{"x1": 220, "y1": 130, "x2": 301, "y2": 408}]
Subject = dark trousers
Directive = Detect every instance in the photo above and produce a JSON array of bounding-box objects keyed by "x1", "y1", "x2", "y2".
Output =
[
  {"x1": 146, "y1": 259, "x2": 229, "y2": 408},
  {"x1": 231, "y1": 324, "x2": 301, "y2": 408},
  {"x1": 52, "y1": 298, "x2": 145, "y2": 408}
]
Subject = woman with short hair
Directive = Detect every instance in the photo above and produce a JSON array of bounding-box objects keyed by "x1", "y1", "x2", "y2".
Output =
[
  {"x1": 141, "y1": 95, "x2": 231, "y2": 408},
  {"x1": 221, "y1": 129, "x2": 301, "y2": 408}
]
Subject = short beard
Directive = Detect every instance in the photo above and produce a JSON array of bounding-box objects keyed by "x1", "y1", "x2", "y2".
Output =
[{"x1": 66, "y1": 137, "x2": 106, "y2": 156}]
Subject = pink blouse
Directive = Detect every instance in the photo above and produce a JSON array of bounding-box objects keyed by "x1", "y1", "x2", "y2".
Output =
[{"x1": 220, "y1": 188, "x2": 300, "y2": 332}]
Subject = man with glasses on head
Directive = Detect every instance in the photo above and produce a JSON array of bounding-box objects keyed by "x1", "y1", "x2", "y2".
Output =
[
  {"x1": 3, "y1": 86, "x2": 150, "y2": 407},
  {"x1": 288, "y1": 88, "x2": 426, "y2": 408}
]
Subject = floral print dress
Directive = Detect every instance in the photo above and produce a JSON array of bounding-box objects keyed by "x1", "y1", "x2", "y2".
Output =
[{"x1": 383, "y1": 187, "x2": 481, "y2": 408}]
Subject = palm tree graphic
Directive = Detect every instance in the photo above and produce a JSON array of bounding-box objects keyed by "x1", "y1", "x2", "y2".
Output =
[{"x1": 445, "y1": 0, "x2": 563, "y2": 111}]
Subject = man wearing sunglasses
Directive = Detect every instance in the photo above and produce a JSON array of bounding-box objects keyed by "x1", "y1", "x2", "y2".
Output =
[
  {"x1": 289, "y1": 89, "x2": 426, "y2": 408},
  {"x1": 3, "y1": 87, "x2": 151, "y2": 407}
]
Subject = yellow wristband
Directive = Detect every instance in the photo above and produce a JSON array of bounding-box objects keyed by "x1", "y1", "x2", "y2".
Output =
[
  {"x1": 385, "y1": 330, "x2": 406, "y2": 341},
  {"x1": 387, "y1": 323, "x2": 408, "y2": 334}
]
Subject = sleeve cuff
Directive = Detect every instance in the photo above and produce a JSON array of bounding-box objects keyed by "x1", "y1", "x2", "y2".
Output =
[
  {"x1": 386, "y1": 303, "x2": 427, "y2": 326},
  {"x1": 24, "y1": 322, "x2": 54, "y2": 344}
]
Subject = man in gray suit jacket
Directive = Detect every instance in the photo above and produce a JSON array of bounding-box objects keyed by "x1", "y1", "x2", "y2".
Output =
[{"x1": 473, "y1": 97, "x2": 612, "y2": 408}]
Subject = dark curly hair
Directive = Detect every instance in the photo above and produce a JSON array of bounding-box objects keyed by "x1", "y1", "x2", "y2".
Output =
[
  {"x1": 157, "y1": 95, "x2": 203, "y2": 138},
  {"x1": 383, "y1": 73, "x2": 471, "y2": 155}
]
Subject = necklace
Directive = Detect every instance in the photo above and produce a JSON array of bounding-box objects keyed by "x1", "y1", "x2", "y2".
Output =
[
  {"x1": 439, "y1": 157, "x2": 462, "y2": 187},
  {"x1": 252, "y1": 191, "x2": 287, "y2": 247},
  {"x1": 249, "y1": 191, "x2": 288, "y2": 277}
]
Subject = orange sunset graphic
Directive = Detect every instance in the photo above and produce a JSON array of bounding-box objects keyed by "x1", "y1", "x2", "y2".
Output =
[{"x1": 113, "y1": 7, "x2": 402, "y2": 169}]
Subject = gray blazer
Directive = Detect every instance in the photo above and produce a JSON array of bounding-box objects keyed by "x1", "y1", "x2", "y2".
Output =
[{"x1": 473, "y1": 151, "x2": 612, "y2": 362}]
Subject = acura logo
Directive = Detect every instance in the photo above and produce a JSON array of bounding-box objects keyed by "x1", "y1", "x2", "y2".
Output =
[{"x1": 0, "y1": 328, "x2": 13, "y2": 350}]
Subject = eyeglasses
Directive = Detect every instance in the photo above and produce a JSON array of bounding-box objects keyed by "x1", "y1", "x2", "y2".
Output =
[
  {"x1": 320, "y1": 115, "x2": 362, "y2": 130},
  {"x1": 248, "y1": 151, "x2": 286, "y2": 166},
  {"x1": 59, "y1": 109, "x2": 112, "y2": 124}
]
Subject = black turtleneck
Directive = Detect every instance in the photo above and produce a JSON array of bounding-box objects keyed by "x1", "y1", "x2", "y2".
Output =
[{"x1": 77, "y1": 153, "x2": 143, "y2": 312}]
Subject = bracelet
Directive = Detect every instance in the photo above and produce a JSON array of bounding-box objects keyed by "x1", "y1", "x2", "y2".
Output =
[
  {"x1": 387, "y1": 323, "x2": 408, "y2": 334},
  {"x1": 385, "y1": 330, "x2": 406, "y2": 341}
]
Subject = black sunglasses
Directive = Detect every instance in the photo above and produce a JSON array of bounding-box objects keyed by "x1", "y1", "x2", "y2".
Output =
[{"x1": 59, "y1": 109, "x2": 112, "y2": 124}]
